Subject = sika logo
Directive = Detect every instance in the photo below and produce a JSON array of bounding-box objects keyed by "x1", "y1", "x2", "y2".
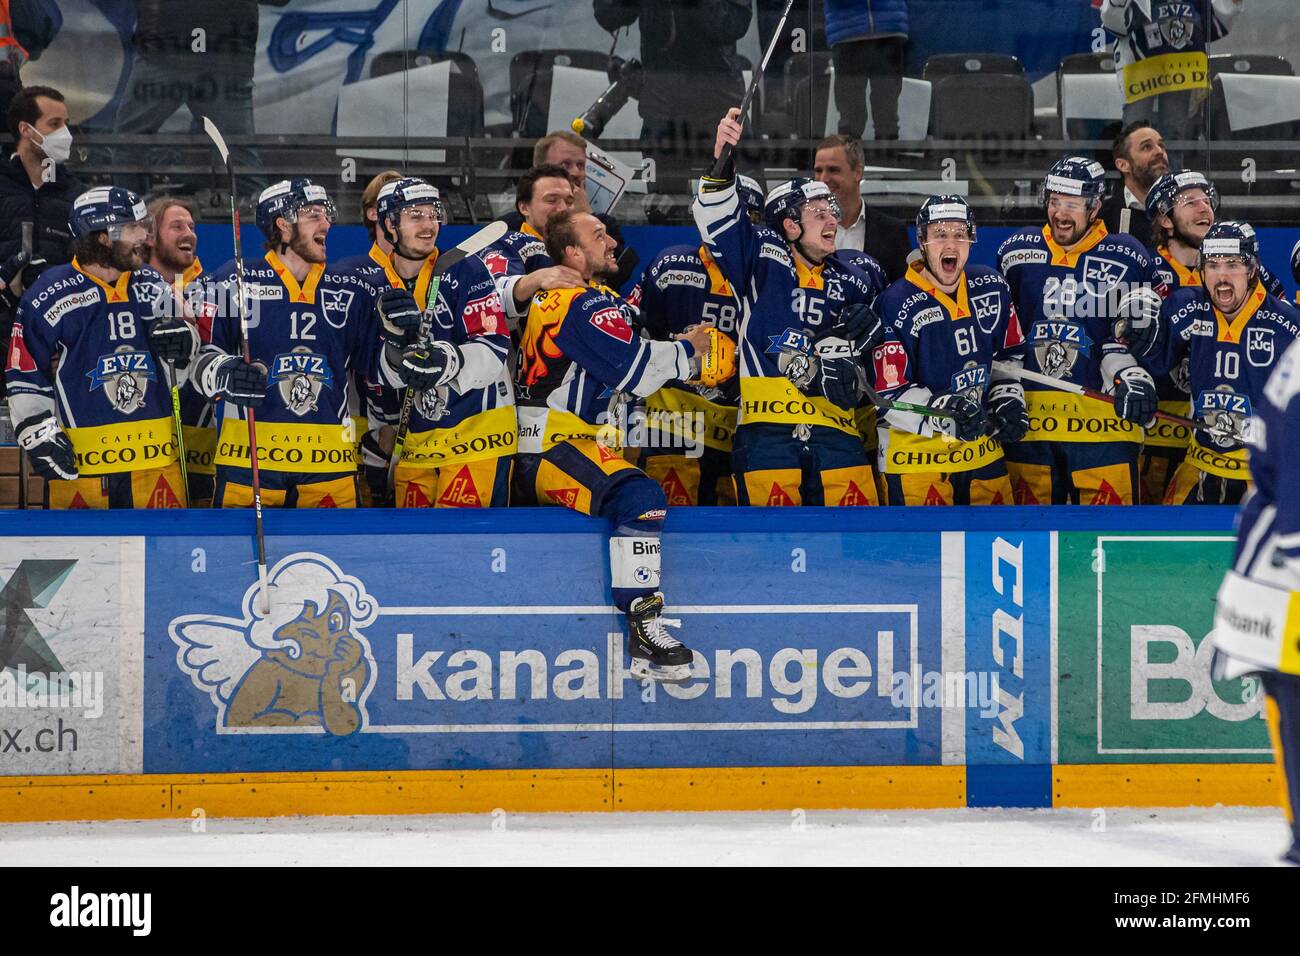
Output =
[{"x1": 169, "y1": 553, "x2": 379, "y2": 736}]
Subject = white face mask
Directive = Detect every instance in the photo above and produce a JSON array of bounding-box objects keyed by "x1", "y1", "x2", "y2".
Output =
[{"x1": 30, "y1": 125, "x2": 72, "y2": 164}]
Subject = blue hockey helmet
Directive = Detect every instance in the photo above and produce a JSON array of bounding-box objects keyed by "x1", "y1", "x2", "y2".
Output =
[
  {"x1": 1199, "y1": 220, "x2": 1259, "y2": 272},
  {"x1": 763, "y1": 178, "x2": 840, "y2": 235},
  {"x1": 256, "y1": 178, "x2": 336, "y2": 241},
  {"x1": 1039, "y1": 156, "x2": 1108, "y2": 208},
  {"x1": 69, "y1": 186, "x2": 149, "y2": 240},
  {"x1": 736, "y1": 174, "x2": 765, "y2": 220},
  {"x1": 1145, "y1": 171, "x2": 1219, "y2": 222},
  {"x1": 375, "y1": 177, "x2": 448, "y2": 240},
  {"x1": 916, "y1": 195, "x2": 976, "y2": 242}
]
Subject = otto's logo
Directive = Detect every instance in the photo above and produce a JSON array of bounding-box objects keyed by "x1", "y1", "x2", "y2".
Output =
[
  {"x1": 873, "y1": 341, "x2": 909, "y2": 390},
  {"x1": 87, "y1": 346, "x2": 155, "y2": 413},
  {"x1": 589, "y1": 306, "x2": 633, "y2": 344},
  {"x1": 169, "y1": 553, "x2": 378, "y2": 736},
  {"x1": 270, "y1": 347, "x2": 333, "y2": 417},
  {"x1": 464, "y1": 294, "x2": 504, "y2": 336},
  {"x1": 1246, "y1": 328, "x2": 1275, "y2": 368},
  {"x1": 319, "y1": 288, "x2": 355, "y2": 328},
  {"x1": 481, "y1": 250, "x2": 509, "y2": 277}
]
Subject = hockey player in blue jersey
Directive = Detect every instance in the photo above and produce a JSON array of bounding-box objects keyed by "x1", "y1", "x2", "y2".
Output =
[
  {"x1": 695, "y1": 107, "x2": 889, "y2": 508},
  {"x1": 996, "y1": 156, "x2": 1163, "y2": 505},
  {"x1": 1211, "y1": 333, "x2": 1300, "y2": 865},
  {"x1": 634, "y1": 174, "x2": 763, "y2": 506},
  {"x1": 872, "y1": 196, "x2": 1027, "y2": 506},
  {"x1": 518, "y1": 208, "x2": 715, "y2": 680},
  {"x1": 5, "y1": 186, "x2": 195, "y2": 509},
  {"x1": 1142, "y1": 171, "x2": 1287, "y2": 503},
  {"x1": 193, "y1": 178, "x2": 386, "y2": 509},
  {"x1": 1137, "y1": 221, "x2": 1300, "y2": 504},
  {"x1": 361, "y1": 176, "x2": 513, "y2": 508}
]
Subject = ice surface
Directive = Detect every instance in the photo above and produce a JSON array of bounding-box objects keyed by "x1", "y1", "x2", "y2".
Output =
[{"x1": 0, "y1": 807, "x2": 1289, "y2": 866}]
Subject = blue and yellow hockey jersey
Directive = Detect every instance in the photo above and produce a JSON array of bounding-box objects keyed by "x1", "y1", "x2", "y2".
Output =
[
  {"x1": 872, "y1": 262, "x2": 1026, "y2": 475},
  {"x1": 997, "y1": 220, "x2": 1162, "y2": 445},
  {"x1": 6, "y1": 260, "x2": 180, "y2": 475},
  {"x1": 1143, "y1": 282, "x2": 1300, "y2": 480},
  {"x1": 482, "y1": 222, "x2": 553, "y2": 325},
  {"x1": 693, "y1": 178, "x2": 889, "y2": 436}
]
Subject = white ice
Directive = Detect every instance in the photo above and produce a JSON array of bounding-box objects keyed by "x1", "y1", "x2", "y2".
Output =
[{"x1": 0, "y1": 807, "x2": 1290, "y2": 866}]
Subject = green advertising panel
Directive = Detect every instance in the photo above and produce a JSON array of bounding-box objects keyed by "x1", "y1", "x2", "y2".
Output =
[{"x1": 1057, "y1": 532, "x2": 1272, "y2": 764}]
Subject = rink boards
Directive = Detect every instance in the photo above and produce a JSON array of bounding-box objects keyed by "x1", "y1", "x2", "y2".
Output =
[{"x1": 0, "y1": 507, "x2": 1283, "y2": 819}]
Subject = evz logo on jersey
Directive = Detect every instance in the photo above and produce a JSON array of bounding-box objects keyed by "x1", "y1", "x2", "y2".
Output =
[
  {"x1": 270, "y1": 347, "x2": 333, "y2": 416},
  {"x1": 87, "y1": 346, "x2": 155, "y2": 413},
  {"x1": 589, "y1": 306, "x2": 633, "y2": 344},
  {"x1": 1197, "y1": 387, "x2": 1252, "y2": 447},
  {"x1": 1246, "y1": 328, "x2": 1275, "y2": 368},
  {"x1": 1082, "y1": 255, "x2": 1127, "y2": 291},
  {"x1": 950, "y1": 363, "x2": 988, "y2": 401},
  {"x1": 767, "y1": 328, "x2": 810, "y2": 355},
  {"x1": 319, "y1": 288, "x2": 355, "y2": 329},
  {"x1": 971, "y1": 292, "x2": 1002, "y2": 335},
  {"x1": 1156, "y1": 4, "x2": 1194, "y2": 49},
  {"x1": 1030, "y1": 321, "x2": 1092, "y2": 379}
]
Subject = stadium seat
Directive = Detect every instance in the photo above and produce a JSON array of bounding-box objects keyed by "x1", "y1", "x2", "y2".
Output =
[
  {"x1": 510, "y1": 49, "x2": 612, "y2": 137},
  {"x1": 1208, "y1": 53, "x2": 1294, "y2": 78},
  {"x1": 1057, "y1": 52, "x2": 1120, "y2": 141},
  {"x1": 929, "y1": 72, "x2": 1033, "y2": 142},
  {"x1": 369, "y1": 51, "x2": 485, "y2": 137},
  {"x1": 922, "y1": 53, "x2": 1024, "y2": 81}
]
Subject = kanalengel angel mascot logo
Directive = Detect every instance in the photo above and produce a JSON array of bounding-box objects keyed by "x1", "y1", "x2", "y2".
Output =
[{"x1": 169, "y1": 553, "x2": 379, "y2": 736}]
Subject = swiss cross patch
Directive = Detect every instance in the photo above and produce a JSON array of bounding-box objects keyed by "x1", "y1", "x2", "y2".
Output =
[
  {"x1": 872, "y1": 342, "x2": 910, "y2": 390},
  {"x1": 463, "y1": 294, "x2": 504, "y2": 336},
  {"x1": 482, "y1": 250, "x2": 509, "y2": 277},
  {"x1": 589, "y1": 306, "x2": 633, "y2": 344},
  {"x1": 1003, "y1": 305, "x2": 1026, "y2": 349},
  {"x1": 6, "y1": 322, "x2": 36, "y2": 373}
]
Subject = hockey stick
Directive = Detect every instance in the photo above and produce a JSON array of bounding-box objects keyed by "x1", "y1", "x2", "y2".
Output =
[
  {"x1": 165, "y1": 359, "x2": 190, "y2": 506},
  {"x1": 991, "y1": 361, "x2": 1201, "y2": 431},
  {"x1": 387, "y1": 220, "x2": 509, "y2": 496},
  {"x1": 707, "y1": 0, "x2": 795, "y2": 179},
  {"x1": 859, "y1": 379, "x2": 959, "y2": 421},
  {"x1": 16, "y1": 221, "x2": 31, "y2": 510},
  {"x1": 202, "y1": 116, "x2": 269, "y2": 614}
]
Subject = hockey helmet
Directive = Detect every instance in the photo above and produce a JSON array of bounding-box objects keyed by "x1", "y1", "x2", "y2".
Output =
[
  {"x1": 1039, "y1": 156, "x2": 1108, "y2": 208},
  {"x1": 736, "y1": 174, "x2": 765, "y2": 219},
  {"x1": 375, "y1": 177, "x2": 448, "y2": 240},
  {"x1": 916, "y1": 195, "x2": 976, "y2": 242},
  {"x1": 256, "y1": 178, "x2": 337, "y2": 241},
  {"x1": 1199, "y1": 220, "x2": 1259, "y2": 272},
  {"x1": 69, "y1": 186, "x2": 149, "y2": 240},
  {"x1": 763, "y1": 178, "x2": 840, "y2": 235},
  {"x1": 1145, "y1": 171, "x2": 1219, "y2": 222}
]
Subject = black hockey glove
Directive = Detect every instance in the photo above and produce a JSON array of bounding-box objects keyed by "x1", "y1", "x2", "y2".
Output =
[
  {"x1": 985, "y1": 380, "x2": 1028, "y2": 444},
  {"x1": 17, "y1": 413, "x2": 78, "y2": 481},
  {"x1": 398, "y1": 341, "x2": 461, "y2": 392},
  {"x1": 837, "y1": 302, "x2": 886, "y2": 354},
  {"x1": 376, "y1": 288, "x2": 424, "y2": 346},
  {"x1": 1112, "y1": 366, "x2": 1158, "y2": 428},
  {"x1": 148, "y1": 316, "x2": 199, "y2": 369},
  {"x1": 813, "y1": 336, "x2": 861, "y2": 409},
  {"x1": 212, "y1": 355, "x2": 268, "y2": 408},
  {"x1": 930, "y1": 392, "x2": 986, "y2": 442},
  {"x1": 0, "y1": 250, "x2": 29, "y2": 289},
  {"x1": 360, "y1": 428, "x2": 394, "y2": 506}
]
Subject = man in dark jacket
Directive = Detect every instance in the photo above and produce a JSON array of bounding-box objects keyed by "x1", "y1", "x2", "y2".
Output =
[
  {"x1": 0, "y1": 84, "x2": 80, "y2": 396},
  {"x1": 814, "y1": 134, "x2": 910, "y2": 281},
  {"x1": 1100, "y1": 120, "x2": 1169, "y2": 248},
  {"x1": 593, "y1": 0, "x2": 752, "y2": 176},
  {"x1": 824, "y1": 0, "x2": 909, "y2": 140}
]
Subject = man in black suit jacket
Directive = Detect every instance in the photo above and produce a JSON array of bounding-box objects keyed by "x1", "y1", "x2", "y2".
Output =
[
  {"x1": 813, "y1": 134, "x2": 910, "y2": 282},
  {"x1": 1100, "y1": 120, "x2": 1170, "y2": 249}
]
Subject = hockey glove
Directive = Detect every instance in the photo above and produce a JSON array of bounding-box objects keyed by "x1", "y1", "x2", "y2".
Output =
[
  {"x1": 930, "y1": 392, "x2": 987, "y2": 442},
  {"x1": 360, "y1": 428, "x2": 394, "y2": 506},
  {"x1": 838, "y1": 302, "x2": 886, "y2": 355},
  {"x1": 985, "y1": 380, "x2": 1028, "y2": 444},
  {"x1": 398, "y1": 340, "x2": 461, "y2": 392},
  {"x1": 0, "y1": 250, "x2": 29, "y2": 290},
  {"x1": 17, "y1": 414, "x2": 78, "y2": 481},
  {"x1": 148, "y1": 315, "x2": 199, "y2": 369},
  {"x1": 376, "y1": 288, "x2": 424, "y2": 347},
  {"x1": 814, "y1": 337, "x2": 861, "y2": 409},
  {"x1": 211, "y1": 355, "x2": 268, "y2": 408},
  {"x1": 1112, "y1": 286, "x2": 1165, "y2": 359},
  {"x1": 1112, "y1": 366, "x2": 1158, "y2": 427}
]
